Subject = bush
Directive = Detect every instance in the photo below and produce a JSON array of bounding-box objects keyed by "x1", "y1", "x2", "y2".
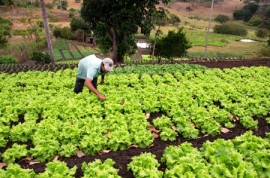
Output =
[
  {"x1": 0, "y1": 55, "x2": 18, "y2": 64},
  {"x1": 233, "y1": 9, "x2": 245, "y2": 20},
  {"x1": 60, "y1": 27, "x2": 72, "y2": 39},
  {"x1": 255, "y1": 29, "x2": 268, "y2": 38},
  {"x1": 0, "y1": 17, "x2": 12, "y2": 47},
  {"x1": 213, "y1": 23, "x2": 247, "y2": 36},
  {"x1": 53, "y1": 27, "x2": 72, "y2": 39},
  {"x1": 248, "y1": 15, "x2": 262, "y2": 26},
  {"x1": 259, "y1": 46, "x2": 270, "y2": 56},
  {"x1": 53, "y1": 27, "x2": 62, "y2": 38},
  {"x1": 214, "y1": 14, "x2": 229, "y2": 24},
  {"x1": 70, "y1": 17, "x2": 89, "y2": 32},
  {"x1": 153, "y1": 27, "x2": 191, "y2": 60},
  {"x1": 186, "y1": 6, "x2": 193, "y2": 11},
  {"x1": 169, "y1": 14, "x2": 181, "y2": 25},
  {"x1": 45, "y1": 3, "x2": 54, "y2": 9},
  {"x1": 31, "y1": 51, "x2": 51, "y2": 64}
]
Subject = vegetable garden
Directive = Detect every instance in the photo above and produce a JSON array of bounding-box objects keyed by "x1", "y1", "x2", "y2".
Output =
[{"x1": 0, "y1": 60, "x2": 269, "y2": 177}]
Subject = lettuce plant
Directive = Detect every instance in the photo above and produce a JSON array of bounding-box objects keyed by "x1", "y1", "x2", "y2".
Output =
[
  {"x1": 36, "y1": 161, "x2": 77, "y2": 178},
  {"x1": 128, "y1": 153, "x2": 163, "y2": 178},
  {"x1": 82, "y1": 159, "x2": 120, "y2": 178},
  {"x1": 2, "y1": 144, "x2": 28, "y2": 163},
  {"x1": 0, "y1": 164, "x2": 35, "y2": 178}
]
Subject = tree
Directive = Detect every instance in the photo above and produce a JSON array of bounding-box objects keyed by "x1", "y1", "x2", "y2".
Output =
[
  {"x1": 80, "y1": 0, "x2": 170, "y2": 63},
  {"x1": 40, "y1": 0, "x2": 54, "y2": 63},
  {"x1": 153, "y1": 27, "x2": 191, "y2": 60},
  {"x1": 152, "y1": 7, "x2": 167, "y2": 58}
]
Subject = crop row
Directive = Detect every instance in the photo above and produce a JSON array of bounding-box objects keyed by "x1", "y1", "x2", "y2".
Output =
[
  {"x1": 0, "y1": 64, "x2": 269, "y2": 176},
  {"x1": 1, "y1": 132, "x2": 269, "y2": 177}
]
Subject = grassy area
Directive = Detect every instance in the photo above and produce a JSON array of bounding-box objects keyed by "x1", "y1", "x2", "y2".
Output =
[
  {"x1": 52, "y1": 49, "x2": 64, "y2": 61},
  {"x1": 61, "y1": 50, "x2": 73, "y2": 60}
]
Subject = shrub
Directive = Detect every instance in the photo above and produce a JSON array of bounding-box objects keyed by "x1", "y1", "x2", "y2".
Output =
[
  {"x1": 31, "y1": 51, "x2": 51, "y2": 64},
  {"x1": 233, "y1": 9, "x2": 245, "y2": 20},
  {"x1": 213, "y1": 23, "x2": 247, "y2": 36},
  {"x1": 60, "y1": 27, "x2": 72, "y2": 39},
  {"x1": 259, "y1": 46, "x2": 270, "y2": 56},
  {"x1": 0, "y1": 55, "x2": 18, "y2": 64},
  {"x1": 153, "y1": 27, "x2": 191, "y2": 60},
  {"x1": 169, "y1": 14, "x2": 181, "y2": 25},
  {"x1": 255, "y1": 29, "x2": 268, "y2": 38},
  {"x1": 70, "y1": 17, "x2": 89, "y2": 32},
  {"x1": 186, "y1": 6, "x2": 193, "y2": 11},
  {"x1": 248, "y1": 15, "x2": 262, "y2": 26},
  {"x1": 0, "y1": 17, "x2": 12, "y2": 47},
  {"x1": 214, "y1": 14, "x2": 229, "y2": 24},
  {"x1": 45, "y1": 3, "x2": 54, "y2": 9},
  {"x1": 69, "y1": 8, "x2": 77, "y2": 18},
  {"x1": 53, "y1": 27, "x2": 62, "y2": 38}
]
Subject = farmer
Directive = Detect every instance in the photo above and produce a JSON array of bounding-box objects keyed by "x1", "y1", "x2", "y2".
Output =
[{"x1": 74, "y1": 54, "x2": 114, "y2": 101}]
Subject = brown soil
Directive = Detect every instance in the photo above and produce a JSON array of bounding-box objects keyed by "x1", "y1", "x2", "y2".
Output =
[{"x1": 0, "y1": 60, "x2": 269, "y2": 177}]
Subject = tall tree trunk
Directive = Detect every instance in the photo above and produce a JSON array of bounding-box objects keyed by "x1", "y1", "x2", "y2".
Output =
[
  {"x1": 110, "y1": 27, "x2": 118, "y2": 64},
  {"x1": 152, "y1": 25, "x2": 161, "y2": 58},
  {"x1": 40, "y1": 0, "x2": 55, "y2": 63}
]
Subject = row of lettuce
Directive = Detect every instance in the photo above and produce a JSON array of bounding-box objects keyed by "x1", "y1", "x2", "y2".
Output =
[
  {"x1": 0, "y1": 64, "x2": 269, "y2": 165},
  {"x1": 1, "y1": 132, "x2": 270, "y2": 178}
]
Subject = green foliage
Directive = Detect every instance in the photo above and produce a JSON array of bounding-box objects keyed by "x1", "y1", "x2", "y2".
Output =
[
  {"x1": 69, "y1": 8, "x2": 77, "y2": 18},
  {"x1": 0, "y1": 17, "x2": 12, "y2": 47},
  {"x1": 154, "y1": 27, "x2": 191, "y2": 59},
  {"x1": 57, "y1": 0, "x2": 68, "y2": 10},
  {"x1": 169, "y1": 14, "x2": 181, "y2": 25},
  {"x1": 248, "y1": 15, "x2": 262, "y2": 26},
  {"x1": 213, "y1": 23, "x2": 247, "y2": 36},
  {"x1": 214, "y1": 14, "x2": 229, "y2": 24},
  {"x1": 259, "y1": 46, "x2": 270, "y2": 56},
  {"x1": 255, "y1": 28, "x2": 268, "y2": 38},
  {"x1": 70, "y1": 17, "x2": 89, "y2": 32},
  {"x1": 233, "y1": 3, "x2": 259, "y2": 21},
  {"x1": 31, "y1": 51, "x2": 51, "y2": 64},
  {"x1": 81, "y1": 0, "x2": 171, "y2": 62},
  {"x1": 0, "y1": 164, "x2": 36, "y2": 178},
  {"x1": 82, "y1": 159, "x2": 120, "y2": 178},
  {"x1": 0, "y1": 55, "x2": 18, "y2": 64},
  {"x1": 53, "y1": 27, "x2": 62, "y2": 38},
  {"x1": 3, "y1": 144, "x2": 28, "y2": 163},
  {"x1": 36, "y1": 161, "x2": 77, "y2": 178},
  {"x1": 53, "y1": 27, "x2": 72, "y2": 39},
  {"x1": 128, "y1": 153, "x2": 163, "y2": 178}
]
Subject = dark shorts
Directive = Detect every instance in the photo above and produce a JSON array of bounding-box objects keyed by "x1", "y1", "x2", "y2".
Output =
[{"x1": 74, "y1": 77, "x2": 98, "y2": 94}]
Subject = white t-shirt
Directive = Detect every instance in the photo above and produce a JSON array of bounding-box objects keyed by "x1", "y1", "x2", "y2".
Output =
[{"x1": 76, "y1": 54, "x2": 102, "y2": 80}]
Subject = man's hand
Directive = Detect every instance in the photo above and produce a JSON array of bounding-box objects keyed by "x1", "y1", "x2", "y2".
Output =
[{"x1": 97, "y1": 93, "x2": 106, "y2": 101}]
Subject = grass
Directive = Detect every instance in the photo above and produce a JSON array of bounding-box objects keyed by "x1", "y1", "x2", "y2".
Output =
[
  {"x1": 61, "y1": 50, "x2": 73, "y2": 60},
  {"x1": 52, "y1": 49, "x2": 64, "y2": 61},
  {"x1": 54, "y1": 39, "x2": 69, "y2": 50},
  {"x1": 70, "y1": 50, "x2": 83, "y2": 60}
]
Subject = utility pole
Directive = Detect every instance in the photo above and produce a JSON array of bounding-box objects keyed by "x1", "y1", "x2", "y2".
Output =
[
  {"x1": 204, "y1": 0, "x2": 214, "y2": 57},
  {"x1": 40, "y1": 0, "x2": 55, "y2": 63}
]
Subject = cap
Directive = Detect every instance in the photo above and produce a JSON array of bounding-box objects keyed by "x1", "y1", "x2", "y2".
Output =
[{"x1": 103, "y1": 58, "x2": 114, "y2": 72}]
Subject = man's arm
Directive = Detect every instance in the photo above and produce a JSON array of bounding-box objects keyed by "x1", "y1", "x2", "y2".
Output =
[
  {"x1": 85, "y1": 77, "x2": 106, "y2": 101},
  {"x1": 100, "y1": 74, "x2": 105, "y2": 85}
]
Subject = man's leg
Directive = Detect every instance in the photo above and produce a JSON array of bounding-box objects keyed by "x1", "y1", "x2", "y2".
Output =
[{"x1": 74, "y1": 78, "x2": 85, "y2": 94}]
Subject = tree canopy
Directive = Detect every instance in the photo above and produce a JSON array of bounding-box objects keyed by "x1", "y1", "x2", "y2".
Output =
[{"x1": 81, "y1": 0, "x2": 170, "y2": 63}]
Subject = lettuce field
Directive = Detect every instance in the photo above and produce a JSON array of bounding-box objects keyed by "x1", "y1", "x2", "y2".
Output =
[{"x1": 0, "y1": 60, "x2": 270, "y2": 177}]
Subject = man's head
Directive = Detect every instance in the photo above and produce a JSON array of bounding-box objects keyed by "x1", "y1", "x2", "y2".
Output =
[{"x1": 102, "y1": 58, "x2": 114, "y2": 72}]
